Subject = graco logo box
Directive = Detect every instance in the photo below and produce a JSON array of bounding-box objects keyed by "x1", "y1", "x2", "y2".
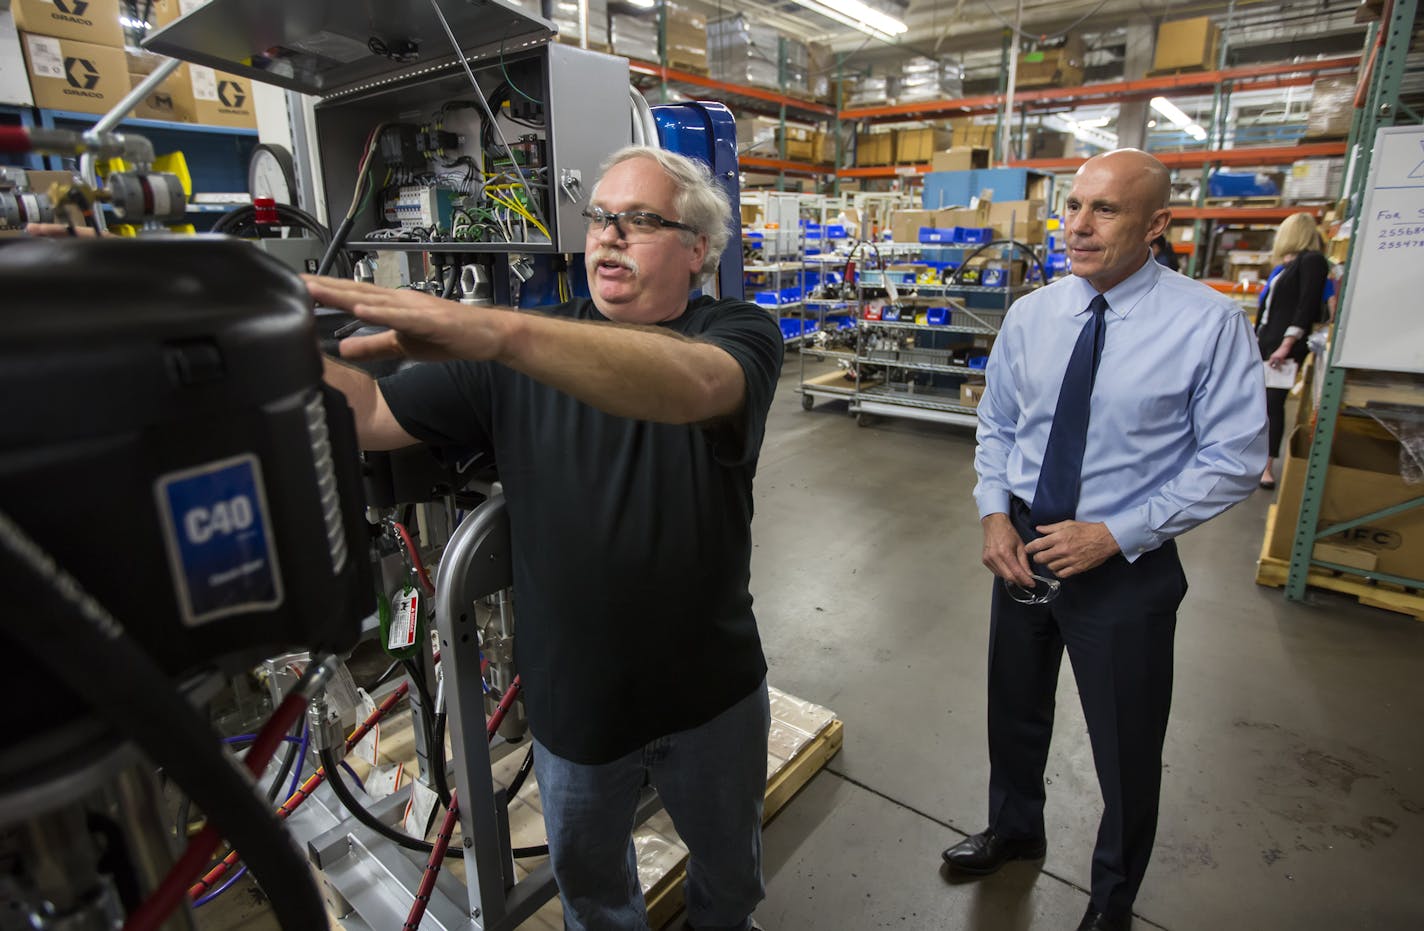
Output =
[
  {"x1": 22, "y1": 33, "x2": 128, "y2": 115},
  {"x1": 13, "y1": 0, "x2": 123, "y2": 48}
]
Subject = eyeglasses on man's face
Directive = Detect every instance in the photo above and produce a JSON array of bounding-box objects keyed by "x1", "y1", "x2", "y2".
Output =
[
  {"x1": 582, "y1": 206, "x2": 696, "y2": 242},
  {"x1": 1005, "y1": 574, "x2": 1062, "y2": 605}
]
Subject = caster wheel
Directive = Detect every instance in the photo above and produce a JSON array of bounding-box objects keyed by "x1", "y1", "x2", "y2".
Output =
[
  {"x1": 801, "y1": 394, "x2": 815, "y2": 411},
  {"x1": 857, "y1": 413, "x2": 872, "y2": 427}
]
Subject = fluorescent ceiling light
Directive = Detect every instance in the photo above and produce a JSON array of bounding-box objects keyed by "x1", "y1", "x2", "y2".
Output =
[
  {"x1": 1150, "y1": 96, "x2": 1208, "y2": 141},
  {"x1": 788, "y1": 0, "x2": 907, "y2": 41},
  {"x1": 626, "y1": 0, "x2": 656, "y2": 7}
]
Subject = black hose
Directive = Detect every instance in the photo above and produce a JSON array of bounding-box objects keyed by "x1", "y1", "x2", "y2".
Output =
[
  {"x1": 318, "y1": 745, "x2": 465, "y2": 859},
  {"x1": 0, "y1": 510, "x2": 329, "y2": 930},
  {"x1": 948, "y1": 238, "x2": 1048, "y2": 288},
  {"x1": 430, "y1": 710, "x2": 452, "y2": 808},
  {"x1": 507, "y1": 745, "x2": 534, "y2": 799},
  {"x1": 266, "y1": 720, "x2": 303, "y2": 803},
  {"x1": 317, "y1": 214, "x2": 357, "y2": 278}
]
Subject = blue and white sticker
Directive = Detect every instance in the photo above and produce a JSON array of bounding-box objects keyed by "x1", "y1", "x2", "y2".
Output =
[{"x1": 155, "y1": 454, "x2": 284, "y2": 626}]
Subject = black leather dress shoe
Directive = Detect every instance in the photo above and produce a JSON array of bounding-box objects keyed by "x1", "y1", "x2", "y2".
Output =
[
  {"x1": 1076, "y1": 907, "x2": 1130, "y2": 930},
  {"x1": 941, "y1": 829, "x2": 1047, "y2": 875}
]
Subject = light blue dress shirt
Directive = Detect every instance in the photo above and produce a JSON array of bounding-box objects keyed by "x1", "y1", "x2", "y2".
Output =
[{"x1": 973, "y1": 253, "x2": 1268, "y2": 561}]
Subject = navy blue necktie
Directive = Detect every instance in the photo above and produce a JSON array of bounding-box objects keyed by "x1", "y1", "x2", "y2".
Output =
[{"x1": 1030, "y1": 294, "x2": 1109, "y2": 525}]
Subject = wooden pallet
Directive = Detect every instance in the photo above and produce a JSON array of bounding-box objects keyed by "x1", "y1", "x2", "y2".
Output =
[
  {"x1": 1256, "y1": 506, "x2": 1424, "y2": 621},
  {"x1": 644, "y1": 718, "x2": 846, "y2": 929}
]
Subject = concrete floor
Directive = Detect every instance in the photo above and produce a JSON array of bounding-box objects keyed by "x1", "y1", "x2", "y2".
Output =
[{"x1": 747, "y1": 359, "x2": 1424, "y2": 930}]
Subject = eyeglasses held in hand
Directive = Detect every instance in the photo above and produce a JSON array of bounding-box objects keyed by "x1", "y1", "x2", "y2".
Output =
[
  {"x1": 1005, "y1": 574, "x2": 1062, "y2": 605},
  {"x1": 582, "y1": 206, "x2": 696, "y2": 241}
]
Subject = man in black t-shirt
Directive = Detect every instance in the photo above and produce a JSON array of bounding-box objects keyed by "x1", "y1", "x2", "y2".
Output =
[{"x1": 310, "y1": 146, "x2": 782, "y2": 931}]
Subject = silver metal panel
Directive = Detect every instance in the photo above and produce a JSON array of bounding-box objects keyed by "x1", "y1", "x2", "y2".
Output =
[
  {"x1": 142, "y1": 0, "x2": 554, "y2": 98},
  {"x1": 542, "y1": 42, "x2": 632, "y2": 252}
]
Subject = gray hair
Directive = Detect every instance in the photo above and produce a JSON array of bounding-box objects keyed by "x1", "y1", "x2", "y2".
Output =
[{"x1": 593, "y1": 145, "x2": 732, "y2": 284}]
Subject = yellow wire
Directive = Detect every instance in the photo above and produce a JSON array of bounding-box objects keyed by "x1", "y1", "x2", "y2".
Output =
[{"x1": 485, "y1": 192, "x2": 550, "y2": 239}]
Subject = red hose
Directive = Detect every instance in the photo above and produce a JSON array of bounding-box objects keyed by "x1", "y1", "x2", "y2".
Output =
[
  {"x1": 0, "y1": 126, "x2": 32, "y2": 153},
  {"x1": 123, "y1": 689, "x2": 310, "y2": 931},
  {"x1": 402, "y1": 791, "x2": 461, "y2": 931},
  {"x1": 404, "y1": 673, "x2": 523, "y2": 929}
]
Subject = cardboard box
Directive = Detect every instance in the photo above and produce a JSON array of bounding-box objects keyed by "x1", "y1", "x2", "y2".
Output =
[
  {"x1": 1152, "y1": 16, "x2": 1220, "y2": 72},
  {"x1": 1306, "y1": 77, "x2": 1355, "y2": 139},
  {"x1": 22, "y1": 33, "x2": 129, "y2": 114},
  {"x1": 960, "y1": 379, "x2": 986, "y2": 408},
  {"x1": 988, "y1": 199, "x2": 1047, "y2": 243},
  {"x1": 935, "y1": 204, "x2": 990, "y2": 228},
  {"x1": 1016, "y1": 33, "x2": 1085, "y2": 88},
  {"x1": 895, "y1": 127, "x2": 953, "y2": 164},
  {"x1": 1, "y1": 11, "x2": 36, "y2": 106},
  {"x1": 949, "y1": 118, "x2": 995, "y2": 149},
  {"x1": 181, "y1": 63, "x2": 257, "y2": 128},
  {"x1": 890, "y1": 209, "x2": 935, "y2": 243},
  {"x1": 664, "y1": 2, "x2": 707, "y2": 73},
  {"x1": 931, "y1": 147, "x2": 990, "y2": 172},
  {"x1": 14, "y1": 0, "x2": 123, "y2": 48},
  {"x1": 147, "y1": 0, "x2": 208, "y2": 30},
  {"x1": 855, "y1": 131, "x2": 895, "y2": 167},
  {"x1": 1268, "y1": 426, "x2": 1424, "y2": 580},
  {"x1": 127, "y1": 69, "x2": 194, "y2": 122},
  {"x1": 811, "y1": 130, "x2": 837, "y2": 165}
]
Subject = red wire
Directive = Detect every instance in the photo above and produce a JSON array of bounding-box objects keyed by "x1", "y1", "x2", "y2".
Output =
[
  {"x1": 123, "y1": 690, "x2": 310, "y2": 931},
  {"x1": 402, "y1": 791, "x2": 461, "y2": 931},
  {"x1": 392, "y1": 521, "x2": 436, "y2": 595}
]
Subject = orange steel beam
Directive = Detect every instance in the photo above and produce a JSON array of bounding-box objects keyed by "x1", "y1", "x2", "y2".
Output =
[
  {"x1": 628, "y1": 60, "x2": 836, "y2": 117},
  {"x1": 1171, "y1": 206, "x2": 1325, "y2": 221},
  {"x1": 739, "y1": 156, "x2": 833, "y2": 176},
  {"x1": 1002, "y1": 141, "x2": 1347, "y2": 172},
  {"x1": 839, "y1": 55, "x2": 1359, "y2": 121}
]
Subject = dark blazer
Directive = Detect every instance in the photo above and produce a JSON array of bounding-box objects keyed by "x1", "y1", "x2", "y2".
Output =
[{"x1": 1256, "y1": 250, "x2": 1328, "y2": 363}]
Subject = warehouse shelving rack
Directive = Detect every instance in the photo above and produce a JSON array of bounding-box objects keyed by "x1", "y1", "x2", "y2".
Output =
[{"x1": 1283, "y1": 0, "x2": 1424, "y2": 604}]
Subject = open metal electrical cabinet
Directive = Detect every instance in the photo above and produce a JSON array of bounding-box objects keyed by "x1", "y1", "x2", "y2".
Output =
[{"x1": 145, "y1": 0, "x2": 632, "y2": 253}]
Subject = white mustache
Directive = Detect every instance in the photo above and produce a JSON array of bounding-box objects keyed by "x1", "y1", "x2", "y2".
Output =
[{"x1": 589, "y1": 249, "x2": 639, "y2": 275}]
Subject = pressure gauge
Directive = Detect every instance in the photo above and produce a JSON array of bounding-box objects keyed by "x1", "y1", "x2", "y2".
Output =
[{"x1": 247, "y1": 143, "x2": 298, "y2": 205}]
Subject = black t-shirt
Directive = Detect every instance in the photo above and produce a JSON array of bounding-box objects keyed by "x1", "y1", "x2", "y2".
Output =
[{"x1": 379, "y1": 295, "x2": 783, "y2": 763}]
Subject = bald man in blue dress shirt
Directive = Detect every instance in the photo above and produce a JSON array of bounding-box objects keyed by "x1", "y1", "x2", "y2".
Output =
[{"x1": 944, "y1": 149, "x2": 1268, "y2": 931}]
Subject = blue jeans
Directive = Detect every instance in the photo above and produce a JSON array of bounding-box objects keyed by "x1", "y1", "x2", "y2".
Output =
[{"x1": 533, "y1": 680, "x2": 770, "y2": 931}]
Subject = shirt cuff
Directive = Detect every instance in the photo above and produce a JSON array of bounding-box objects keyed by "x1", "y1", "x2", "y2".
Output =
[
  {"x1": 1103, "y1": 509, "x2": 1163, "y2": 563},
  {"x1": 1284, "y1": 325, "x2": 1307, "y2": 340},
  {"x1": 974, "y1": 485, "x2": 1011, "y2": 521}
]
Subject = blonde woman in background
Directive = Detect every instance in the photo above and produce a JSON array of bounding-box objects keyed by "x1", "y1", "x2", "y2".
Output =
[{"x1": 1255, "y1": 212, "x2": 1329, "y2": 489}]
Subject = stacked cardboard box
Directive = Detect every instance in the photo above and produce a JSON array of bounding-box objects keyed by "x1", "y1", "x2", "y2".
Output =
[
  {"x1": 844, "y1": 74, "x2": 891, "y2": 109},
  {"x1": 551, "y1": 0, "x2": 610, "y2": 52},
  {"x1": 16, "y1": 0, "x2": 129, "y2": 116},
  {"x1": 1016, "y1": 34, "x2": 1085, "y2": 88},
  {"x1": 949, "y1": 118, "x2": 996, "y2": 149},
  {"x1": 1282, "y1": 157, "x2": 1346, "y2": 201},
  {"x1": 664, "y1": 2, "x2": 706, "y2": 72},
  {"x1": 855, "y1": 131, "x2": 895, "y2": 167},
  {"x1": 895, "y1": 57, "x2": 963, "y2": 103},
  {"x1": 1305, "y1": 77, "x2": 1354, "y2": 139},
  {"x1": 610, "y1": 12, "x2": 658, "y2": 64},
  {"x1": 930, "y1": 147, "x2": 989, "y2": 172},
  {"x1": 1, "y1": 10, "x2": 35, "y2": 106},
  {"x1": 709, "y1": 15, "x2": 806, "y2": 94},
  {"x1": 1152, "y1": 16, "x2": 1220, "y2": 72},
  {"x1": 987, "y1": 199, "x2": 1047, "y2": 243},
  {"x1": 895, "y1": 127, "x2": 953, "y2": 164}
]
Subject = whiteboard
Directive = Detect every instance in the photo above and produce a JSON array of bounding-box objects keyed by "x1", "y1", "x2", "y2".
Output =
[{"x1": 1334, "y1": 125, "x2": 1424, "y2": 373}]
